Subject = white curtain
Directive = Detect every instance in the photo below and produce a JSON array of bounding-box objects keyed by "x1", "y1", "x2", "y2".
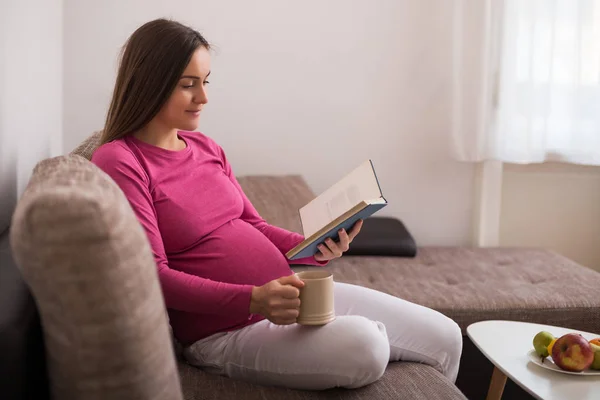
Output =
[
  {"x1": 0, "y1": 0, "x2": 63, "y2": 233},
  {"x1": 453, "y1": 0, "x2": 600, "y2": 166}
]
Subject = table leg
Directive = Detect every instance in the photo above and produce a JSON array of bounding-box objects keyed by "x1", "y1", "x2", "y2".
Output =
[{"x1": 485, "y1": 366, "x2": 507, "y2": 400}]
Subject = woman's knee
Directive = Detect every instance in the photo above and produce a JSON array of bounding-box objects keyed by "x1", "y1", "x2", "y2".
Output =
[
  {"x1": 331, "y1": 316, "x2": 390, "y2": 388},
  {"x1": 449, "y1": 319, "x2": 463, "y2": 354},
  {"x1": 433, "y1": 315, "x2": 463, "y2": 381},
  {"x1": 440, "y1": 317, "x2": 463, "y2": 358}
]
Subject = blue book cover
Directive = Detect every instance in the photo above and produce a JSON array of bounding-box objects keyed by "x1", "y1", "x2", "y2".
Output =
[
  {"x1": 287, "y1": 201, "x2": 387, "y2": 260},
  {"x1": 286, "y1": 160, "x2": 387, "y2": 260}
]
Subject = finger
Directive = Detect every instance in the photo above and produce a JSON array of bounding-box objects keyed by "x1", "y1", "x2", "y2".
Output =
[
  {"x1": 267, "y1": 296, "x2": 300, "y2": 309},
  {"x1": 278, "y1": 274, "x2": 305, "y2": 289},
  {"x1": 271, "y1": 309, "x2": 299, "y2": 324},
  {"x1": 281, "y1": 298, "x2": 301, "y2": 309},
  {"x1": 314, "y1": 252, "x2": 326, "y2": 262},
  {"x1": 281, "y1": 310, "x2": 300, "y2": 324},
  {"x1": 317, "y1": 243, "x2": 335, "y2": 259},
  {"x1": 325, "y1": 238, "x2": 343, "y2": 258},
  {"x1": 279, "y1": 286, "x2": 301, "y2": 299},
  {"x1": 271, "y1": 307, "x2": 299, "y2": 318},
  {"x1": 286, "y1": 308, "x2": 300, "y2": 318},
  {"x1": 337, "y1": 228, "x2": 350, "y2": 251},
  {"x1": 348, "y1": 219, "x2": 364, "y2": 241}
]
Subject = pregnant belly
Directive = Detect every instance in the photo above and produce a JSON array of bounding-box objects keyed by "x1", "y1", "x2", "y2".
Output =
[{"x1": 167, "y1": 219, "x2": 293, "y2": 286}]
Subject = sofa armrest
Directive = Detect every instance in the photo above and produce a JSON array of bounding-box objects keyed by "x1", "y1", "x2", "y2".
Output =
[{"x1": 10, "y1": 155, "x2": 182, "y2": 400}]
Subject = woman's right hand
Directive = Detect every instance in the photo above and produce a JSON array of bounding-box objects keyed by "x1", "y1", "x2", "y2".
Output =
[{"x1": 250, "y1": 275, "x2": 305, "y2": 325}]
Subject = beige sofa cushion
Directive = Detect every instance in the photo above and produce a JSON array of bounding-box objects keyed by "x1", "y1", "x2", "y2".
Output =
[
  {"x1": 237, "y1": 175, "x2": 315, "y2": 235},
  {"x1": 328, "y1": 247, "x2": 600, "y2": 335},
  {"x1": 10, "y1": 155, "x2": 182, "y2": 400},
  {"x1": 178, "y1": 359, "x2": 467, "y2": 400},
  {"x1": 70, "y1": 130, "x2": 102, "y2": 160}
]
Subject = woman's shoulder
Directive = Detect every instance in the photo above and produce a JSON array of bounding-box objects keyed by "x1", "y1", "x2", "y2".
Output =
[
  {"x1": 91, "y1": 138, "x2": 150, "y2": 185},
  {"x1": 91, "y1": 137, "x2": 139, "y2": 170}
]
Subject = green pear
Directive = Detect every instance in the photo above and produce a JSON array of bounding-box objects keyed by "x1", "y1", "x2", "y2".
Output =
[
  {"x1": 590, "y1": 343, "x2": 600, "y2": 370},
  {"x1": 533, "y1": 331, "x2": 555, "y2": 357}
]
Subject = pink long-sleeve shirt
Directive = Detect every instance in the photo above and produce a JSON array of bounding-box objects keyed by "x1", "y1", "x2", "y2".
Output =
[{"x1": 92, "y1": 131, "x2": 324, "y2": 345}]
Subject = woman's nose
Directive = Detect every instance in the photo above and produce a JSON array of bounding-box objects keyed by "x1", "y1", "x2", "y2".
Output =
[{"x1": 194, "y1": 89, "x2": 208, "y2": 105}]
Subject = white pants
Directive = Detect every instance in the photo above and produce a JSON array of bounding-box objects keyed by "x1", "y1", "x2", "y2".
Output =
[{"x1": 183, "y1": 282, "x2": 463, "y2": 390}]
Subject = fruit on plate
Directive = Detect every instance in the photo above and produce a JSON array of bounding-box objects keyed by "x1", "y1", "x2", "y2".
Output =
[
  {"x1": 547, "y1": 338, "x2": 557, "y2": 357},
  {"x1": 533, "y1": 331, "x2": 555, "y2": 357},
  {"x1": 590, "y1": 343, "x2": 600, "y2": 370},
  {"x1": 590, "y1": 338, "x2": 600, "y2": 347},
  {"x1": 551, "y1": 333, "x2": 594, "y2": 372}
]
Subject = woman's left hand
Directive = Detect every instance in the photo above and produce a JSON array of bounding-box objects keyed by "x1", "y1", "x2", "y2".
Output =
[{"x1": 314, "y1": 219, "x2": 363, "y2": 262}]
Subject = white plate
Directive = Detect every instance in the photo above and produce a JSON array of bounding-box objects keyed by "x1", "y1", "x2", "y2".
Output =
[{"x1": 527, "y1": 350, "x2": 600, "y2": 376}]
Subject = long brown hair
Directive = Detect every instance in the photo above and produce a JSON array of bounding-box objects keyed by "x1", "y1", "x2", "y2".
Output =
[{"x1": 100, "y1": 19, "x2": 210, "y2": 145}]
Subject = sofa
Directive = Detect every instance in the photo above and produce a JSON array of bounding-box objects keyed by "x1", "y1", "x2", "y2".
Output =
[{"x1": 2, "y1": 132, "x2": 600, "y2": 400}]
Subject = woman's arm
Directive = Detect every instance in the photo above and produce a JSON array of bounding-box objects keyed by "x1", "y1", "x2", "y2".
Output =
[{"x1": 92, "y1": 144, "x2": 254, "y2": 317}]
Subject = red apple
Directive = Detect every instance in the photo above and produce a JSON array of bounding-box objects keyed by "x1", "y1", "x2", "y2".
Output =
[{"x1": 552, "y1": 333, "x2": 594, "y2": 372}]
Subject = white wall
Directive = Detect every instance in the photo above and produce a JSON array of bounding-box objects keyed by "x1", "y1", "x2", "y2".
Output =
[
  {"x1": 500, "y1": 163, "x2": 600, "y2": 272},
  {"x1": 63, "y1": 0, "x2": 476, "y2": 245},
  {"x1": 0, "y1": 0, "x2": 63, "y2": 232}
]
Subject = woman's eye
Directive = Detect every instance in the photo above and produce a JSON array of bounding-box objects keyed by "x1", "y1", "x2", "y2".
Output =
[{"x1": 181, "y1": 80, "x2": 208, "y2": 88}]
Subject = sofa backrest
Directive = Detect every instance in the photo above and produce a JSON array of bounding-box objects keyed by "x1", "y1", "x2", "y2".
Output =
[
  {"x1": 237, "y1": 175, "x2": 315, "y2": 235},
  {"x1": 70, "y1": 130, "x2": 102, "y2": 160}
]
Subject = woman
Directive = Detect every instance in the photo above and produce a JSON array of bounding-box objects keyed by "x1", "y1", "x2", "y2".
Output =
[{"x1": 92, "y1": 18, "x2": 462, "y2": 390}]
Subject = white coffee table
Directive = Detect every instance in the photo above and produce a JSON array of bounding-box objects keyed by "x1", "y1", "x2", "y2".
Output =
[{"x1": 467, "y1": 320, "x2": 600, "y2": 400}]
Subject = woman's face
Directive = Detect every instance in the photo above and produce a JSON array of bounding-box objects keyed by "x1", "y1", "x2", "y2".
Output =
[{"x1": 156, "y1": 47, "x2": 211, "y2": 132}]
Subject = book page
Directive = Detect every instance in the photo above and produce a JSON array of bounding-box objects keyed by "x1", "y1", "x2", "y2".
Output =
[{"x1": 300, "y1": 160, "x2": 382, "y2": 238}]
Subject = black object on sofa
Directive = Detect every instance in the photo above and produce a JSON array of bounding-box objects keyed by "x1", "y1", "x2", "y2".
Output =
[
  {"x1": 0, "y1": 229, "x2": 50, "y2": 400},
  {"x1": 343, "y1": 217, "x2": 417, "y2": 257}
]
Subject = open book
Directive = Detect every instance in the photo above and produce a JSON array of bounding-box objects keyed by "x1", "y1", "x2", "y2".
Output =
[{"x1": 286, "y1": 160, "x2": 387, "y2": 260}]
